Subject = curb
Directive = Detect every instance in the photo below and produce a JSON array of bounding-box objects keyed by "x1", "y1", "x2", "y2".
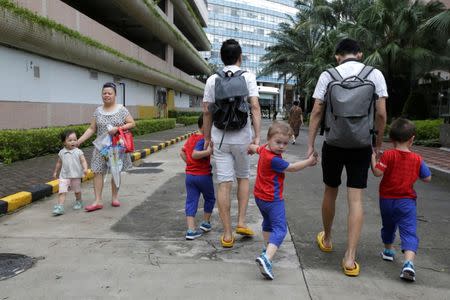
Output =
[{"x1": 0, "y1": 131, "x2": 197, "y2": 215}]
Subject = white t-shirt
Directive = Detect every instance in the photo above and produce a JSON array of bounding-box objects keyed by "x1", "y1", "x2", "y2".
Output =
[
  {"x1": 312, "y1": 61, "x2": 388, "y2": 101},
  {"x1": 203, "y1": 65, "x2": 259, "y2": 145},
  {"x1": 59, "y1": 148, "x2": 84, "y2": 179}
]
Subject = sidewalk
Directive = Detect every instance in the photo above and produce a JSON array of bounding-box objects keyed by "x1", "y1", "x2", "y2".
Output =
[{"x1": 0, "y1": 124, "x2": 197, "y2": 199}]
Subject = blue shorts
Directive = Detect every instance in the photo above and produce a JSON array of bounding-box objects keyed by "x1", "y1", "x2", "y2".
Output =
[
  {"x1": 185, "y1": 174, "x2": 215, "y2": 217},
  {"x1": 255, "y1": 198, "x2": 287, "y2": 247},
  {"x1": 379, "y1": 198, "x2": 418, "y2": 252}
]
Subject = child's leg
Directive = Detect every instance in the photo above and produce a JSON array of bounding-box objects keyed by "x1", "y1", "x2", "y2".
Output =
[
  {"x1": 397, "y1": 199, "x2": 418, "y2": 262},
  {"x1": 185, "y1": 175, "x2": 201, "y2": 230},
  {"x1": 379, "y1": 199, "x2": 397, "y2": 247},
  {"x1": 57, "y1": 193, "x2": 66, "y2": 205},
  {"x1": 255, "y1": 198, "x2": 272, "y2": 248},
  {"x1": 57, "y1": 179, "x2": 71, "y2": 205},
  {"x1": 265, "y1": 200, "x2": 287, "y2": 261},
  {"x1": 200, "y1": 175, "x2": 216, "y2": 222},
  {"x1": 71, "y1": 179, "x2": 82, "y2": 201}
]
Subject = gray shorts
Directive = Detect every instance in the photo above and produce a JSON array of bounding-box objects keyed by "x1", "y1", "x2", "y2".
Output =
[{"x1": 213, "y1": 143, "x2": 250, "y2": 183}]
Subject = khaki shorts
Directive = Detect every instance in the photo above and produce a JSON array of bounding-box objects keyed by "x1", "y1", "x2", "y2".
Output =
[
  {"x1": 59, "y1": 178, "x2": 81, "y2": 193},
  {"x1": 213, "y1": 143, "x2": 250, "y2": 183}
]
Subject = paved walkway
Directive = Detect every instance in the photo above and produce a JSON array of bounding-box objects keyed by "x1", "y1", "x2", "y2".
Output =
[{"x1": 0, "y1": 124, "x2": 197, "y2": 199}]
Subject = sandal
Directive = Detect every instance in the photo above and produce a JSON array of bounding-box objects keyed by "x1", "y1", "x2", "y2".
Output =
[
  {"x1": 221, "y1": 235, "x2": 235, "y2": 248},
  {"x1": 111, "y1": 200, "x2": 121, "y2": 207},
  {"x1": 85, "y1": 204, "x2": 103, "y2": 212},
  {"x1": 316, "y1": 231, "x2": 333, "y2": 252},
  {"x1": 342, "y1": 261, "x2": 360, "y2": 277},
  {"x1": 235, "y1": 226, "x2": 254, "y2": 236}
]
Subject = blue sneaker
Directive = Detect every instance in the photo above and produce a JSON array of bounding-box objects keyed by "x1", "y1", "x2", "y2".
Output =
[
  {"x1": 52, "y1": 204, "x2": 64, "y2": 216},
  {"x1": 255, "y1": 254, "x2": 274, "y2": 280},
  {"x1": 185, "y1": 229, "x2": 202, "y2": 240},
  {"x1": 381, "y1": 248, "x2": 396, "y2": 261},
  {"x1": 199, "y1": 221, "x2": 212, "y2": 232},
  {"x1": 73, "y1": 200, "x2": 83, "y2": 210},
  {"x1": 400, "y1": 261, "x2": 416, "y2": 282}
]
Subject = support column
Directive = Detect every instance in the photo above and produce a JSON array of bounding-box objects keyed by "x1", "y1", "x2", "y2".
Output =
[{"x1": 165, "y1": 0, "x2": 174, "y2": 67}]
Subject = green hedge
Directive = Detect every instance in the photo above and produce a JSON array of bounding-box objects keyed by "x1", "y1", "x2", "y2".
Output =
[
  {"x1": 168, "y1": 110, "x2": 202, "y2": 118},
  {"x1": 384, "y1": 119, "x2": 443, "y2": 145},
  {"x1": 0, "y1": 118, "x2": 176, "y2": 164},
  {"x1": 177, "y1": 116, "x2": 199, "y2": 126}
]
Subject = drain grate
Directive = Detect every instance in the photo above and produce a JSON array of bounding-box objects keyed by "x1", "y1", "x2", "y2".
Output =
[
  {"x1": 137, "y1": 162, "x2": 163, "y2": 168},
  {"x1": 127, "y1": 168, "x2": 164, "y2": 174},
  {"x1": 0, "y1": 253, "x2": 34, "y2": 280}
]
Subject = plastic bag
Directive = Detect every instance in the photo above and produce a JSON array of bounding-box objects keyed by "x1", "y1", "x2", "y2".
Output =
[{"x1": 93, "y1": 133, "x2": 111, "y2": 151}]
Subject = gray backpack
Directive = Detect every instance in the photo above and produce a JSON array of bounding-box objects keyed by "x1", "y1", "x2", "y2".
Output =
[
  {"x1": 209, "y1": 70, "x2": 249, "y2": 148},
  {"x1": 322, "y1": 65, "x2": 378, "y2": 148}
]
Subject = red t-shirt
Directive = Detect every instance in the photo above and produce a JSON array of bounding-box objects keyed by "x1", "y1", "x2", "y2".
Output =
[
  {"x1": 254, "y1": 145, "x2": 289, "y2": 202},
  {"x1": 375, "y1": 149, "x2": 429, "y2": 199},
  {"x1": 182, "y1": 134, "x2": 211, "y2": 175}
]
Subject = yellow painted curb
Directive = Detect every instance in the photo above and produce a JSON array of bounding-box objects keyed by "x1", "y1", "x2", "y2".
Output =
[
  {"x1": 2, "y1": 192, "x2": 32, "y2": 212},
  {"x1": 159, "y1": 143, "x2": 166, "y2": 149},
  {"x1": 46, "y1": 179, "x2": 60, "y2": 193},
  {"x1": 152, "y1": 145, "x2": 159, "y2": 152},
  {"x1": 132, "y1": 152, "x2": 141, "y2": 161},
  {"x1": 144, "y1": 149, "x2": 151, "y2": 156}
]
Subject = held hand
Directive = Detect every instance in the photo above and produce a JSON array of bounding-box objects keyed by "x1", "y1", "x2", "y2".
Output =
[
  {"x1": 204, "y1": 139, "x2": 211, "y2": 150},
  {"x1": 108, "y1": 126, "x2": 119, "y2": 136},
  {"x1": 247, "y1": 144, "x2": 258, "y2": 155},
  {"x1": 207, "y1": 142, "x2": 214, "y2": 155},
  {"x1": 252, "y1": 136, "x2": 261, "y2": 146},
  {"x1": 83, "y1": 169, "x2": 89, "y2": 178},
  {"x1": 309, "y1": 151, "x2": 319, "y2": 166},
  {"x1": 306, "y1": 146, "x2": 315, "y2": 158}
]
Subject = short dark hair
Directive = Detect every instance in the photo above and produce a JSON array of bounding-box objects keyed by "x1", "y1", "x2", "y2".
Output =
[
  {"x1": 103, "y1": 82, "x2": 117, "y2": 94},
  {"x1": 335, "y1": 38, "x2": 361, "y2": 55},
  {"x1": 220, "y1": 39, "x2": 242, "y2": 66},
  {"x1": 293, "y1": 101, "x2": 300, "y2": 106},
  {"x1": 389, "y1": 118, "x2": 416, "y2": 142},
  {"x1": 198, "y1": 113, "x2": 204, "y2": 129},
  {"x1": 60, "y1": 130, "x2": 77, "y2": 143}
]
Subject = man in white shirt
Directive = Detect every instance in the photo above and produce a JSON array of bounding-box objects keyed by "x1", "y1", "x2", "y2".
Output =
[
  {"x1": 203, "y1": 39, "x2": 261, "y2": 248},
  {"x1": 307, "y1": 38, "x2": 388, "y2": 276}
]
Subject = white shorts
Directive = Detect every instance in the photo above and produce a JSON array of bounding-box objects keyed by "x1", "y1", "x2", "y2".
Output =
[
  {"x1": 213, "y1": 143, "x2": 250, "y2": 183},
  {"x1": 59, "y1": 178, "x2": 81, "y2": 193}
]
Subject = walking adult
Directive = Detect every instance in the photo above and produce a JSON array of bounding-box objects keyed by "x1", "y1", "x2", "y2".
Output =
[
  {"x1": 203, "y1": 39, "x2": 261, "y2": 248},
  {"x1": 288, "y1": 100, "x2": 303, "y2": 144},
  {"x1": 307, "y1": 38, "x2": 387, "y2": 276},
  {"x1": 77, "y1": 82, "x2": 136, "y2": 212}
]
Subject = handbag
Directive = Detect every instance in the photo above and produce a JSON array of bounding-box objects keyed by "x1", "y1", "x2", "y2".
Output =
[{"x1": 112, "y1": 127, "x2": 135, "y2": 153}]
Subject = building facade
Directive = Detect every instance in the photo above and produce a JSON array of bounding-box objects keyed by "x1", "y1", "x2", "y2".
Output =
[
  {"x1": 0, "y1": 0, "x2": 210, "y2": 129},
  {"x1": 204, "y1": 0, "x2": 298, "y2": 115}
]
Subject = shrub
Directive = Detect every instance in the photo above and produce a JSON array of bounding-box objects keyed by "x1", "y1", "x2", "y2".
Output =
[
  {"x1": 177, "y1": 116, "x2": 199, "y2": 126},
  {"x1": 0, "y1": 118, "x2": 176, "y2": 164},
  {"x1": 168, "y1": 110, "x2": 202, "y2": 118},
  {"x1": 384, "y1": 119, "x2": 443, "y2": 146}
]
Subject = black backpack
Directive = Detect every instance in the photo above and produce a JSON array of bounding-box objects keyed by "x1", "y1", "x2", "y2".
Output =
[{"x1": 209, "y1": 70, "x2": 249, "y2": 147}]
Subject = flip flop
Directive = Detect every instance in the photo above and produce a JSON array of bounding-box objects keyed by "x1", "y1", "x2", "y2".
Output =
[
  {"x1": 342, "y1": 261, "x2": 360, "y2": 277},
  {"x1": 85, "y1": 204, "x2": 103, "y2": 212},
  {"x1": 236, "y1": 226, "x2": 254, "y2": 236},
  {"x1": 221, "y1": 235, "x2": 235, "y2": 248},
  {"x1": 111, "y1": 200, "x2": 121, "y2": 207},
  {"x1": 316, "y1": 231, "x2": 333, "y2": 252}
]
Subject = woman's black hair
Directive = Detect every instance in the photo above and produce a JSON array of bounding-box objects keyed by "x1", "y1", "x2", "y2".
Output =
[
  {"x1": 293, "y1": 101, "x2": 300, "y2": 106},
  {"x1": 102, "y1": 82, "x2": 117, "y2": 94},
  {"x1": 60, "y1": 130, "x2": 77, "y2": 143}
]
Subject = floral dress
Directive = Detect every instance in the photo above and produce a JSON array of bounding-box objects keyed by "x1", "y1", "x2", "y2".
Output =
[
  {"x1": 289, "y1": 106, "x2": 303, "y2": 138},
  {"x1": 91, "y1": 105, "x2": 132, "y2": 174}
]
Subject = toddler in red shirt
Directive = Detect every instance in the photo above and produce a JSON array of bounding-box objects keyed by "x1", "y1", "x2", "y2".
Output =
[
  {"x1": 180, "y1": 114, "x2": 216, "y2": 240},
  {"x1": 371, "y1": 118, "x2": 431, "y2": 282},
  {"x1": 248, "y1": 121, "x2": 318, "y2": 280}
]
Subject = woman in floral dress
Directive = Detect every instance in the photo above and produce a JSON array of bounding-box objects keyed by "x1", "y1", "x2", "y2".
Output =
[
  {"x1": 288, "y1": 101, "x2": 303, "y2": 144},
  {"x1": 78, "y1": 82, "x2": 136, "y2": 212}
]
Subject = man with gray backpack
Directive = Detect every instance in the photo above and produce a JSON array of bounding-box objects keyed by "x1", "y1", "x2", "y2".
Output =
[
  {"x1": 203, "y1": 39, "x2": 261, "y2": 248},
  {"x1": 307, "y1": 38, "x2": 388, "y2": 276}
]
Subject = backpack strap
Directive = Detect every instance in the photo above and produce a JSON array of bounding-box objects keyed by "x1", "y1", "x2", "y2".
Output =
[
  {"x1": 216, "y1": 71, "x2": 226, "y2": 78},
  {"x1": 357, "y1": 65, "x2": 374, "y2": 79},
  {"x1": 233, "y1": 70, "x2": 247, "y2": 77},
  {"x1": 325, "y1": 68, "x2": 343, "y2": 81}
]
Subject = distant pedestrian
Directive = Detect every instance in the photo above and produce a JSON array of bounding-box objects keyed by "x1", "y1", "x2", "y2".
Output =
[
  {"x1": 288, "y1": 101, "x2": 303, "y2": 144},
  {"x1": 371, "y1": 118, "x2": 431, "y2": 282},
  {"x1": 77, "y1": 82, "x2": 136, "y2": 212},
  {"x1": 52, "y1": 130, "x2": 88, "y2": 216},
  {"x1": 248, "y1": 121, "x2": 318, "y2": 280},
  {"x1": 180, "y1": 114, "x2": 216, "y2": 240}
]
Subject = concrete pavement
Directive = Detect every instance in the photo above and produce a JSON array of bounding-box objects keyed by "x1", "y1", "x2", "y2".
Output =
[{"x1": 0, "y1": 119, "x2": 449, "y2": 299}]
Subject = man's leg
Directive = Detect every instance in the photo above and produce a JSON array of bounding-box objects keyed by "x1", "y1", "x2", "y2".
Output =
[
  {"x1": 322, "y1": 184, "x2": 338, "y2": 248},
  {"x1": 343, "y1": 187, "x2": 364, "y2": 269},
  {"x1": 236, "y1": 178, "x2": 249, "y2": 228},
  {"x1": 217, "y1": 181, "x2": 233, "y2": 241}
]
